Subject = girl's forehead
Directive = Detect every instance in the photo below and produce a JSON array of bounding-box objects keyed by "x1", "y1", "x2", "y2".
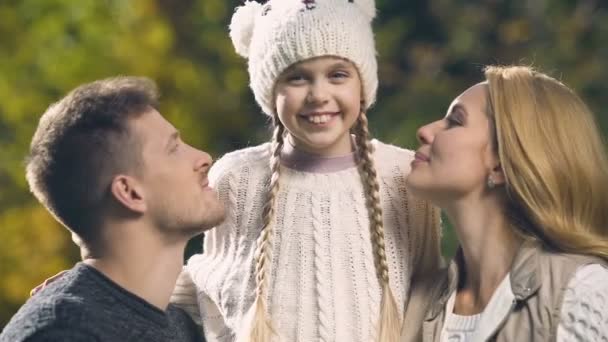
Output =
[{"x1": 288, "y1": 56, "x2": 355, "y2": 69}]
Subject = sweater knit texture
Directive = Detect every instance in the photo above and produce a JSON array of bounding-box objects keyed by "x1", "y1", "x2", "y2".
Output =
[
  {"x1": 171, "y1": 140, "x2": 441, "y2": 342},
  {"x1": 440, "y1": 264, "x2": 608, "y2": 342},
  {"x1": 1, "y1": 263, "x2": 203, "y2": 342}
]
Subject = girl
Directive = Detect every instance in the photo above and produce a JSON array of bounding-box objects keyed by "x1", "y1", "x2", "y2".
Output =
[
  {"x1": 172, "y1": 1, "x2": 441, "y2": 341},
  {"x1": 406, "y1": 65, "x2": 608, "y2": 341}
]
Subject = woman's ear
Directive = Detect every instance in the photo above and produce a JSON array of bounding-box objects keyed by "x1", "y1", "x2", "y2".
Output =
[
  {"x1": 490, "y1": 162, "x2": 506, "y2": 186},
  {"x1": 110, "y1": 175, "x2": 147, "y2": 214}
]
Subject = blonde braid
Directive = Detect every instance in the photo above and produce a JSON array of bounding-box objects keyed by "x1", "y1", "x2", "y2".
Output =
[
  {"x1": 354, "y1": 112, "x2": 401, "y2": 342},
  {"x1": 241, "y1": 118, "x2": 285, "y2": 342}
]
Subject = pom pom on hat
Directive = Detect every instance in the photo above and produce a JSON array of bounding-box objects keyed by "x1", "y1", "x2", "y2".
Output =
[
  {"x1": 229, "y1": 1, "x2": 263, "y2": 58},
  {"x1": 351, "y1": 0, "x2": 376, "y2": 20},
  {"x1": 231, "y1": 0, "x2": 379, "y2": 116}
]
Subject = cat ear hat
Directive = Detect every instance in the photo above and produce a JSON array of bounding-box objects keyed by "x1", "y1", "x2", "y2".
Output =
[{"x1": 229, "y1": 0, "x2": 378, "y2": 116}]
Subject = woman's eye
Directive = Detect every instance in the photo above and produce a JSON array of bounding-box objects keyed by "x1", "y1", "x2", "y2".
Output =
[{"x1": 446, "y1": 117, "x2": 461, "y2": 128}]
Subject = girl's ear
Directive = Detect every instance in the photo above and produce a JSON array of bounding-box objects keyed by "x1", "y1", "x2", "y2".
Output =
[{"x1": 110, "y1": 175, "x2": 147, "y2": 214}]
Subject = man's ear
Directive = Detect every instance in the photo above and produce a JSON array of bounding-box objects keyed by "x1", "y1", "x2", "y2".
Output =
[{"x1": 110, "y1": 175, "x2": 146, "y2": 214}]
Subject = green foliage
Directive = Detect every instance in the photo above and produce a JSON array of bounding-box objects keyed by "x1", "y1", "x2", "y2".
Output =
[{"x1": 1, "y1": 0, "x2": 607, "y2": 328}]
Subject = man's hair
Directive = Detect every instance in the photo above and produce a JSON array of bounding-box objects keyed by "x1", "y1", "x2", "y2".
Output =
[{"x1": 26, "y1": 76, "x2": 159, "y2": 241}]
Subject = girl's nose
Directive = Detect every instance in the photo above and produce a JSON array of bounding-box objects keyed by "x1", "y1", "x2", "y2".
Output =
[{"x1": 306, "y1": 81, "x2": 330, "y2": 105}]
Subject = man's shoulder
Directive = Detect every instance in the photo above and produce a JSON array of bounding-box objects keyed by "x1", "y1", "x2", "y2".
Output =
[
  {"x1": 2, "y1": 265, "x2": 203, "y2": 342},
  {"x1": 0, "y1": 289, "x2": 97, "y2": 341},
  {"x1": 1, "y1": 264, "x2": 116, "y2": 341},
  {"x1": 166, "y1": 304, "x2": 202, "y2": 331}
]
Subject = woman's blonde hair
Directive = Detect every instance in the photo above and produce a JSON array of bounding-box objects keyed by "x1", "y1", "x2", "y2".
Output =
[
  {"x1": 485, "y1": 65, "x2": 608, "y2": 259},
  {"x1": 240, "y1": 113, "x2": 401, "y2": 341}
]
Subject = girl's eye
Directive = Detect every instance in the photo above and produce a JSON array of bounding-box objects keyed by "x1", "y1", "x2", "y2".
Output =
[
  {"x1": 330, "y1": 71, "x2": 349, "y2": 79},
  {"x1": 286, "y1": 74, "x2": 307, "y2": 84}
]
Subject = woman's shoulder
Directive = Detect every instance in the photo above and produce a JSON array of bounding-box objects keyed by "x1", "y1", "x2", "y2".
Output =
[{"x1": 209, "y1": 142, "x2": 271, "y2": 183}]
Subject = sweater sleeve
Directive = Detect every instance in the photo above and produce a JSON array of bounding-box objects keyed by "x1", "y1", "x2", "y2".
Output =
[
  {"x1": 197, "y1": 289, "x2": 233, "y2": 342},
  {"x1": 182, "y1": 147, "x2": 265, "y2": 342},
  {"x1": 375, "y1": 143, "x2": 442, "y2": 341},
  {"x1": 557, "y1": 263, "x2": 608, "y2": 342},
  {"x1": 170, "y1": 267, "x2": 202, "y2": 325},
  {"x1": 169, "y1": 149, "x2": 242, "y2": 328}
]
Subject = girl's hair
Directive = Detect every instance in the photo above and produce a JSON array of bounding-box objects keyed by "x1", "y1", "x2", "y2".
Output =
[
  {"x1": 242, "y1": 116, "x2": 284, "y2": 342},
  {"x1": 485, "y1": 65, "x2": 608, "y2": 260},
  {"x1": 352, "y1": 112, "x2": 401, "y2": 341},
  {"x1": 243, "y1": 112, "x2": 401, "y2": 341}
]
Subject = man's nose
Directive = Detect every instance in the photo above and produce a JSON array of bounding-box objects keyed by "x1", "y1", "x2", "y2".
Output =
[{"x1": 194, "y1": 150, "x2": 213, "y2": 174}]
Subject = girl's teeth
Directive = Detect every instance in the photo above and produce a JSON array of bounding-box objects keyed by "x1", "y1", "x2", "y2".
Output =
[{"x1": 307, "y1": 115, "x2": 331, "y2": 124}]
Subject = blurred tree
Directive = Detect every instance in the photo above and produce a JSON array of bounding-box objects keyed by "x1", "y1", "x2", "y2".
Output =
[{"x1": 1, "y1": 0, "x2": 607, "y2": 329}]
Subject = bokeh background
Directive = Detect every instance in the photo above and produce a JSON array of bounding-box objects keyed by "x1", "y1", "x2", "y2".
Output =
[{"x1": 1, "y1": 0, "x2": 607, "y2": 329}]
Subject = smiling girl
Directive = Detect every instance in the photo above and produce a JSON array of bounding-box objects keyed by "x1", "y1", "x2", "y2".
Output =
[{"x1": 170, "y1": 0, "x2": 441, "y2": 341}]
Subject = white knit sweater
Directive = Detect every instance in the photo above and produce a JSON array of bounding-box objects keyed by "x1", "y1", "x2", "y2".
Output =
[{"x1": 171, "y1": 140, "x2": 441, "y2": 342}]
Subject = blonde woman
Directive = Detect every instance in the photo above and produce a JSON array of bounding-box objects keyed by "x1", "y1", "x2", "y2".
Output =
[
  {"x1": 170, "y1": 0, "x2": 442, "y2": 341},
  {"x1": 406, "y1": 65, "x2": 608, "y2": 341}
]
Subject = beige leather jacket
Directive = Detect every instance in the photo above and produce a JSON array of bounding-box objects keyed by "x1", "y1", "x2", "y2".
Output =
[{"x1": 402, "y1": 240, "x2": 604, "y2": 342}]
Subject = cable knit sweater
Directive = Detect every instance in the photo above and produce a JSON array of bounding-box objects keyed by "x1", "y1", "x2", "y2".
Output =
[
  {"x1": 171, "y1": 140, "x2": 442, "y2": 342},
  {"x1": 441, "y1": 264, "x2": 608, "y2": 342}
]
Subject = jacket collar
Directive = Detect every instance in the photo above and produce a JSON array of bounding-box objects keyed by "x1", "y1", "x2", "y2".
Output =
[{"x1": 425, "y1": 239, "x2": 542, "y2": 320}]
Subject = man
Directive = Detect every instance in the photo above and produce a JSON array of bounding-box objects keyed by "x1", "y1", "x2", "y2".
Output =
[{"x1": 0, "y1": 77, "x2": 225, "y2": 341}]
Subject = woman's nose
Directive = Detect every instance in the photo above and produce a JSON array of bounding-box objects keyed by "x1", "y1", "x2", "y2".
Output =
[{"x1": 416, "y1": 122, "x2": 436, "y2": 145}]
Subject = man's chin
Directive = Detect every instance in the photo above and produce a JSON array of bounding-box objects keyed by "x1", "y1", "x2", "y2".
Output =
[{"x1": 199, "y1": 207, "x2": 227, "y2": 232}]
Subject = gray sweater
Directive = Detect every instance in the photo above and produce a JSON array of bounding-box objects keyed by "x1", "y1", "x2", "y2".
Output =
[{"x1": 1, "y1": 263, "x2": 203, "y2": 342}]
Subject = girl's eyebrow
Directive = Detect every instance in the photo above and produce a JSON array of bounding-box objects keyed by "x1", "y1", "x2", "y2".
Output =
[
  {"x1": 286, "y1": 61, "x2": 353, "y2": 74},
  {"x1": 328, "y1": 62, "x2": 352, "y2": 70}
]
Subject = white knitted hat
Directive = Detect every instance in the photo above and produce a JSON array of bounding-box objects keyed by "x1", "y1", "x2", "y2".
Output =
[{"x1": 229, "y1": 0, "x2": 378, "y2": 116}]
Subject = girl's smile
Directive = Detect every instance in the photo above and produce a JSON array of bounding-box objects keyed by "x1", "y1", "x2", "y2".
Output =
[{"x1": 274, "y1": 56, "x2": 362, "y2": 157}]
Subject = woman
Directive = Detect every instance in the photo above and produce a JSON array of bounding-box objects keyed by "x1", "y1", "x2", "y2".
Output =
[{"x1": 405, "y1": 65, "x2": 608, "y2": 341}]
